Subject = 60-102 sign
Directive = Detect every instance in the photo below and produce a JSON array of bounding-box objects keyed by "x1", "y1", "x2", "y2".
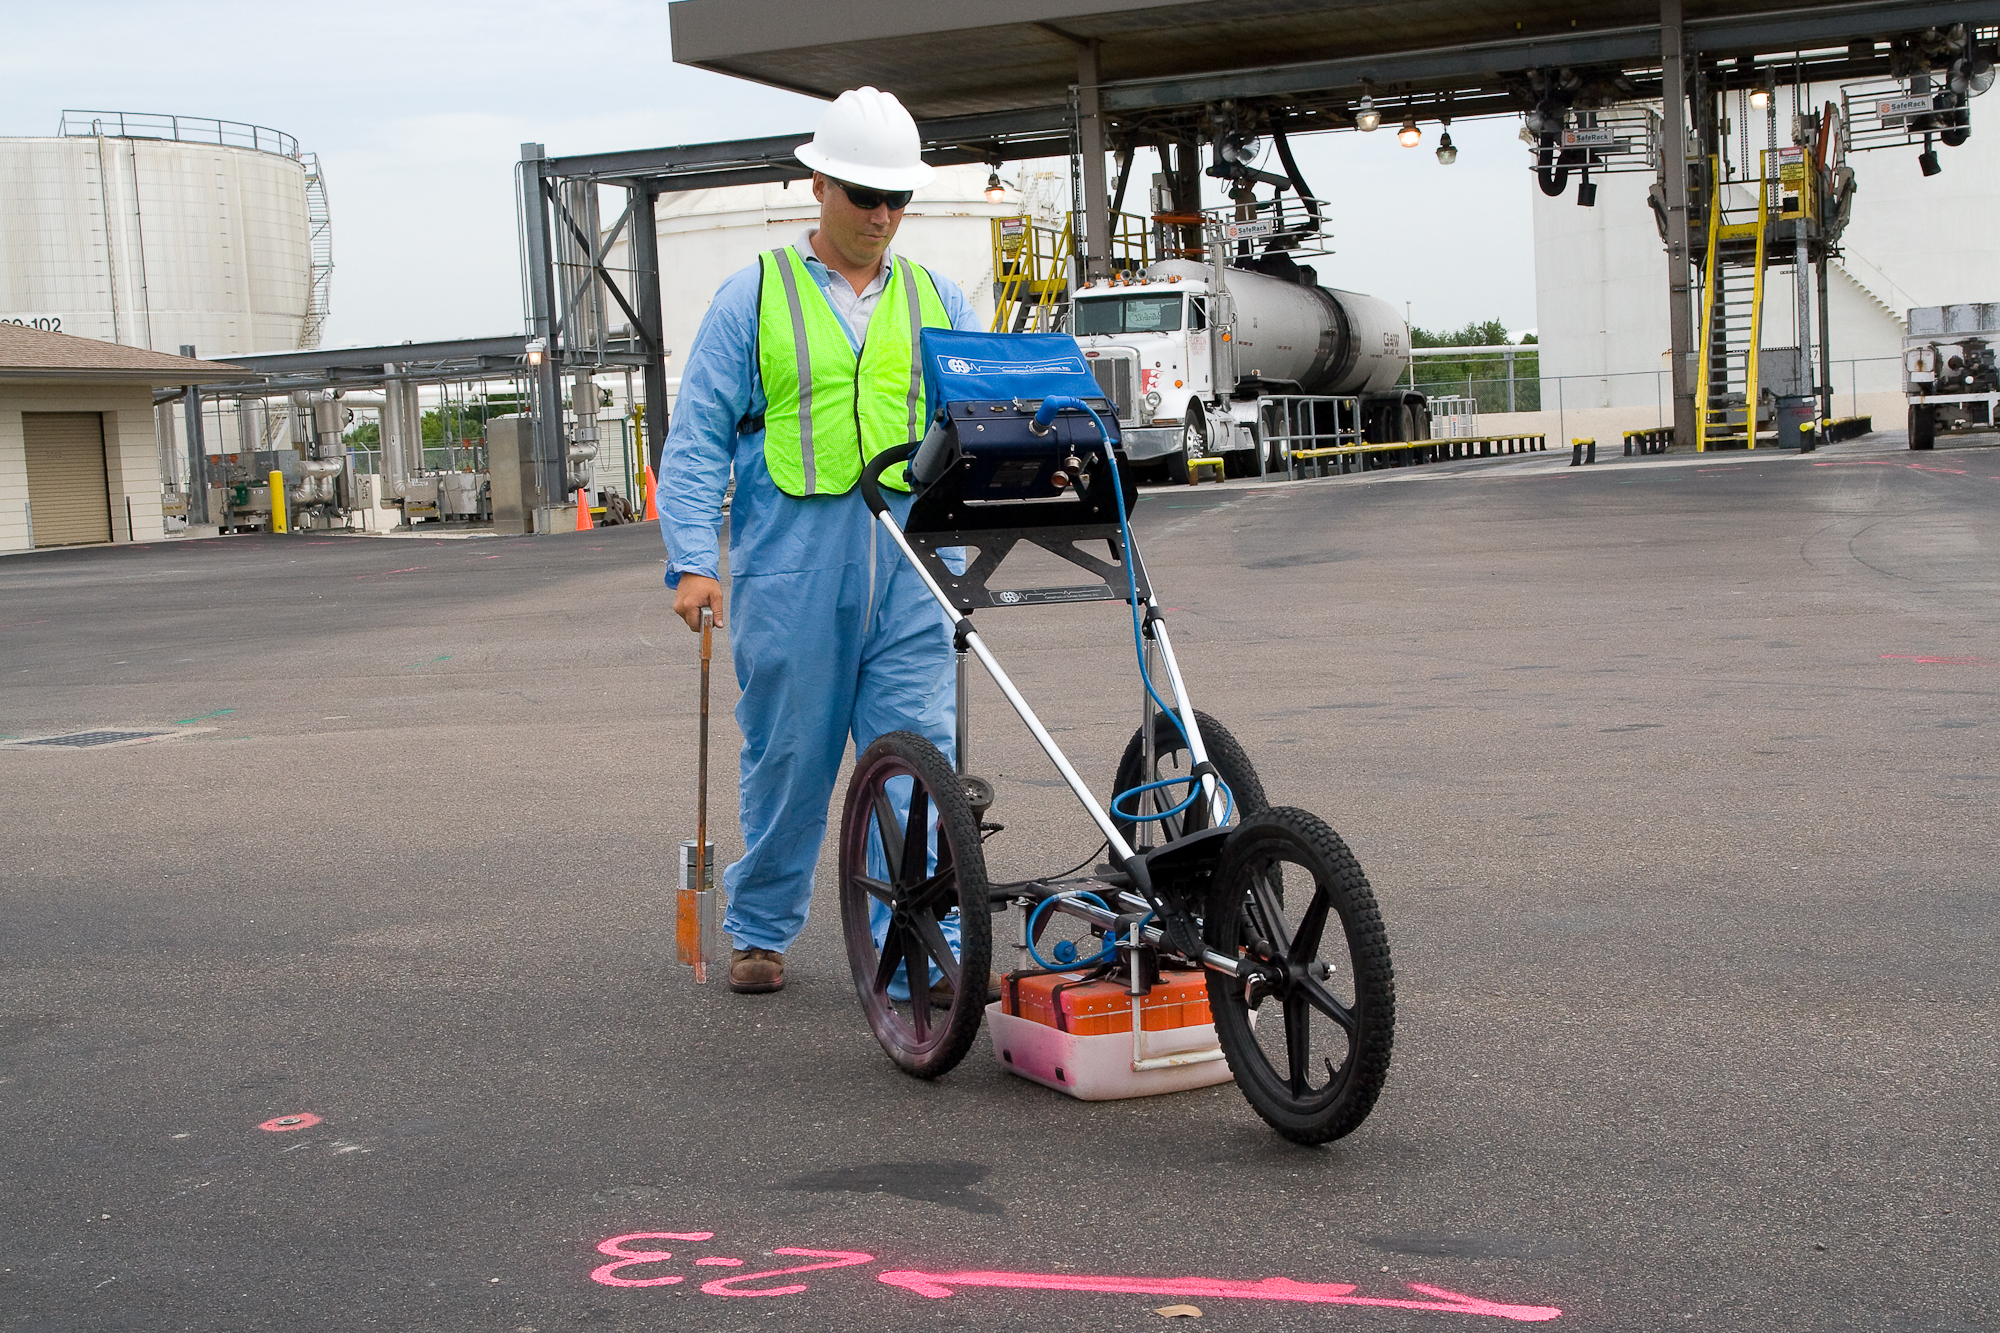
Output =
[{"x1": 4, "y1": 316, "x2": 63, "y2": 332}]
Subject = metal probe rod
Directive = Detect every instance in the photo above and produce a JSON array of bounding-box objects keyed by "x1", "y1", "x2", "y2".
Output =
[{"x1": 696, "y1": 606, "x2": 712, "y2": 983}]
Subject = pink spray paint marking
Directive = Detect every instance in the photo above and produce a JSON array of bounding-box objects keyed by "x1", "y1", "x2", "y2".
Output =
[
  {"x1": 257, "y1": 1112, "x2": 321, "y2": 1132},
  {"x1": 585, "y1": 1230, "x2": 1559, "y2": 1320},
  {"x1": 700, "y1": 1250, "x2": 877, "y2": 1296},
  {"x1": 876, "y1": 1268, "x2": 1561, "y2": 1321},
  {"x1": 589, "y1": 1234, "x2": 874, "y2": 1295},
  {"x1": 1881, "y1": 654, "x2": 1986, "y2": 666},
  {"x1": 590, "y1": 1232, "x2": 714, "y2": 1287}
]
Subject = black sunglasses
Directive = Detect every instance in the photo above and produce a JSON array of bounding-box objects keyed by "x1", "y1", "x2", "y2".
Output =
[{"x1": 833, "y1": 178, "x2": 913, "y2": 211}]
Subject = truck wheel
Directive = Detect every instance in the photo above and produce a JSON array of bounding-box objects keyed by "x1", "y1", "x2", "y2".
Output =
[
  {"x1": 1169, "y1": 409, "x2": 1205, "y2": 484},
  {"x1": 1908, "y1": 405, "x2": 1936, "y2": 450}
]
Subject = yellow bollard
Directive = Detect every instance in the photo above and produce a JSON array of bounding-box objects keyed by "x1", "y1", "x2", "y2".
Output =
[{"x1": 269, "y1": 470, "x2": 287, "y2": 533}]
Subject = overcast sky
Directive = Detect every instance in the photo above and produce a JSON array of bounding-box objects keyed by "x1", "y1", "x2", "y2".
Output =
[{"x1": 4, "y1": 1, "x2": 1540, "y2": 349}]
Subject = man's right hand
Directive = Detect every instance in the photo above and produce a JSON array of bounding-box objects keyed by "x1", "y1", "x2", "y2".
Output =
[{"x1": 674, "y1": 575, "x2": 726, "y2": 631}]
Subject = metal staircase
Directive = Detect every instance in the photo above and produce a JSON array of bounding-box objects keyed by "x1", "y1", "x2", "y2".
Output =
[
  {"x1": 299, "y1": 153, "x2": 333, "y2": 350},
  {"x1": 1694, "y1": 162, "x2": 1770, "y2": 450}
]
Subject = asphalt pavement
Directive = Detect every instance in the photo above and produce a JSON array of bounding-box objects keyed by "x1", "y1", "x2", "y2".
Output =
[{"x1": 3, "y1": 431, "x2": 1996, "y2": 1332}]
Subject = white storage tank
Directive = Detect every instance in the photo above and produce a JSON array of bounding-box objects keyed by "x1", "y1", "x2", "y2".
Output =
[{"x1": 0, "y1": 111, "x2": 329, "y2": 358}]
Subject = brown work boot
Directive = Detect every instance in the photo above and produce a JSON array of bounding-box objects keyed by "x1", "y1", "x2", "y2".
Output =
[
  {"x1": 728, "y1": 947, "x2": 785, "y2": 994},
  {"x1": 925, "y1": 969, "x2": 1002, "y2": 1008}
]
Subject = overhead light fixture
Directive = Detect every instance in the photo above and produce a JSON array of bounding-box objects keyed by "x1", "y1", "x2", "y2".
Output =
[
  {"x1": 1436, "y1": 130, "x2": 1457, "y2": 165},
  {"x1": 1398, "y1": 113, "x2": 1422, "y2": 148},
  {"x1": 984, "y1": 170, "x2": 1007, "y2": 204},
  {"x1": 525, "y1": 337, "x2": 546, "y2": 367},
  {"x1": 1749, "y1": 69, "x2": 1774, "y2": 110},
  {"x1": 1354, "y1": 95, "x2": 1380, "y2": 132}
]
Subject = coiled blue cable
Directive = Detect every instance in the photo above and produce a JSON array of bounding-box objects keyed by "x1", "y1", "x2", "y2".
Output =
[{"x1": 1026, "y1": 890, "x2": 1117, "y2": 969}]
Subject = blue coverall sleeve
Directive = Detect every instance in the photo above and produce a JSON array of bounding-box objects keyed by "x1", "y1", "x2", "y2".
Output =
[
  {"x1": 933, "y1": 273, "x2": 984, "y2": 333},
  {"x1": 660, "y1": 264, "x2": 763, "y2": 589}
]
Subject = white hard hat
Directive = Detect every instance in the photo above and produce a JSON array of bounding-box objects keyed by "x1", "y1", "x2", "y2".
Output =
[{"x1": 795, "y1": 87, "x2": 936, "y2": 192}]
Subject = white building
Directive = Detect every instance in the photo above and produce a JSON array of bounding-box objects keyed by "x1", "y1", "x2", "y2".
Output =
[
  {"x1": 1532, "y1": 89, "x2": 2000, "y2": 429},
  {"x1": 1, "y1": 323, "x2": 237, "y2": 551}
]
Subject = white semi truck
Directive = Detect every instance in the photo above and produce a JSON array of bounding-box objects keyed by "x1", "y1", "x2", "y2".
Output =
[
  {"x1": 1904, "y1": 302, "x2": 1999, "y2": 449},
  {"x1": 1070, "y1": 219, "x2": 1428, "y2": 480}
]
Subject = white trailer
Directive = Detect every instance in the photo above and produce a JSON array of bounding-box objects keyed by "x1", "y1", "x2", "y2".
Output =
[
  {"x1": 1904, "y1": 302, "x2": 2000, "y2": 449},
  {"x1": 1070, "y1": 216, "x2": 1428, "y2": 480}
]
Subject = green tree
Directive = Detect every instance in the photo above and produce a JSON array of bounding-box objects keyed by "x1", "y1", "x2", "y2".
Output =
[{"x1": 1410, "y1": 319, "x2": 1539, "y2": 412}]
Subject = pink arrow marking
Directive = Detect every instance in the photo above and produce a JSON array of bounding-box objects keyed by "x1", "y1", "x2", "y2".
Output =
[{"x1": 877, "y1": 1269, "x2": 1561, "y2": 1322}]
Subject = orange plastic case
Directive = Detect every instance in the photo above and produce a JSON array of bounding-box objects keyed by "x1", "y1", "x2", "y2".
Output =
[{"x1": 1001, "y1": 968, "x2": 1214, "y2": 1036}]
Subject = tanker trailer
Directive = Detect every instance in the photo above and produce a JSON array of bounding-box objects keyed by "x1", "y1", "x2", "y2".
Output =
[{"x1": 1072, "y1": 249, "x2": 1425, "y2": 480}]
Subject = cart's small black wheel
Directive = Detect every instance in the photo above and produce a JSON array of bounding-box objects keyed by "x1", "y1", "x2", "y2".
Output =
[
  {"x1": 1205, "y1": 807, "x2": 1394, "y2": 1145},
  {"x1": 838, "y1": 731, "x2": 992, "y2": 1079},
  {"x1": 1111, "y1": 710, "x2": 1267, "y2": 849}
]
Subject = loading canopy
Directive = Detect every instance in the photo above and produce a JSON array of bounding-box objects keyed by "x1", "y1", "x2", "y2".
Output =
[
  {"x1": 516, "y1": 0, "x2": 1992, "y2": 510},
  {"x1": 667, "y1": 0, "x2": 1987, "y2": 121}
]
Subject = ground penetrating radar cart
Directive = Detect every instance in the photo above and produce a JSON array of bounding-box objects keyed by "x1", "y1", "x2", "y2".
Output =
[{"x1": 839, "y1": 329, "x2": 1395, "y2": 1144}]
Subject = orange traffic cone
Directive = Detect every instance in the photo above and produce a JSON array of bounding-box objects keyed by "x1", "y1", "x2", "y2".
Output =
[
  {"x1": 643, "y1": 467, "x2": 659, "y2": 521},
  {"x1": 576, "y1": 492, "x2": 594, "y2": 531}
]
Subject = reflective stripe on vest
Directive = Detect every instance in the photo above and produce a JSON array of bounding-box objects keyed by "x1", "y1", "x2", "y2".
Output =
[{"x1": 757, "y1": 246, "x2": 952, "y2": 498}]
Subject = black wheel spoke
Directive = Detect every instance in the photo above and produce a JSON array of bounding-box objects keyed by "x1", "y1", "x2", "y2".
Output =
[
  {"x1": 1283, "y1": 994, "x2": 1312, "y2": 1095},
  {"x1": 905, "y1": 925, "x2": 932, "y2": 1038},
  {"x1": 871, "y1": 924, "x2": 905, "y2": 997},
  {"x1": 1297, "y1": 974, "x2": 1358, "y2": 1034},
  {"x1": 903, "y1": 866, "x2": 957, "y2": 913},
  {"x1": 1249, "y1": 869, "x2": 1290, "y2": 951},
  {"x1": 854, "y1": 874, "x2": 896, "y2": 907},
  {"x1": 871, "y1": 786, "x2": 905, "y2": 882},
  {"x1": 909, "y1": 912, "x2": 963, "y2": 991},
  {"x1": 1288, "y1": 885, "x2": 1333, "y2": 967},
  {"x1": 901, "y1": 787, "x2": 931, "y2": 887}
]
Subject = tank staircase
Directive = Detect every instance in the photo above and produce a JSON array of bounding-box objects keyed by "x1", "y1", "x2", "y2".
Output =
[
  {"x1": 299, "y1": 153, "x2": 333, "y2": 351},
  {"x1": 988, "y1": 210, "x2": 1165, "y2": 333},
  {"x1": 1694, "y1": 163, "x2": 1770, "y2": 450}
]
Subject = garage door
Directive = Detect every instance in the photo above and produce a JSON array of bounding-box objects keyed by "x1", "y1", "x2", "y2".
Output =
[{"x1": 24, "y1": 412, "x2": 110, "y2": 547}]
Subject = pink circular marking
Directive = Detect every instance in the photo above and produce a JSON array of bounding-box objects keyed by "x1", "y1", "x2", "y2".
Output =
[
  {"x1": 258, "y1": 1112, "x2": 322, "y2": 1132},
  {"x1": 695, "y1": 1257, "x2": 744, "y2": 1267}
]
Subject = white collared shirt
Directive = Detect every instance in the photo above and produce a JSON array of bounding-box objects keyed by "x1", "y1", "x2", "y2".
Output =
[{"x1": 795, "y1": 227, "x2": 893, "y2": 344}]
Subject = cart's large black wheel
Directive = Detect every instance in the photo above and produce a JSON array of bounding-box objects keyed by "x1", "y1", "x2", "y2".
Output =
[
  {"x1": 1111, "y1": 710, "x2": 1267, "y2": 849},
  {"x1": 838, "y1": 731, "x2": 992, "y2": 1079},
  {"x1": 1204, "y1": 807, "x2": 1394, "y2": 1145}
]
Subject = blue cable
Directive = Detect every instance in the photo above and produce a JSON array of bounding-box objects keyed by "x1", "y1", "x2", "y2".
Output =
[
  {"x1": 1042, "y1": 396, "x2": 1231, "y2": 829},
  {"x1": 1026, "y1": 891, "x2": 1117, "y2": 969}
]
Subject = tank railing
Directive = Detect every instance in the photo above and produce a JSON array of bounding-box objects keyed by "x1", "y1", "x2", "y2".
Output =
[
  {"x1": 1255, "y1": 394, "x2": 1365, "y2": 458},
  {"x1": 58, "y1": 110, "x2": 300, "y2": 160},
  {"x1": 1188, "y1": 202, "x2": 1335, "y2": 261},
  {"x1": 1427, "y1": 395, "x2": 1479, "y2": 438}
]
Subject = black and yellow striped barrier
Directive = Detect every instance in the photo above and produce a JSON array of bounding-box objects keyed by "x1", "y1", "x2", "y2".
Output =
[
  {"x1": 1288, "y1": 432, "x2": 1549, "y2": 479},
  {"x1": 1624, "y1": 427, "x2": 1672, "y2": 455}
]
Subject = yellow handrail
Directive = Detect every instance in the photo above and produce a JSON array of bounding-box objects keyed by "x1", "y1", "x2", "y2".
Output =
[
  {"x1": 1694, "y1": 156, "x2": 1723, "y2": 453},
  {"x1": 1746, "y1": 151, "x2": 1771, "y2": 449}
]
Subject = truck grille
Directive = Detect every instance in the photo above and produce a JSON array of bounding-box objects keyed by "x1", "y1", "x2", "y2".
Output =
[{"x1": 1089, "y1": 357, "x2": 1134, "y2": 421}]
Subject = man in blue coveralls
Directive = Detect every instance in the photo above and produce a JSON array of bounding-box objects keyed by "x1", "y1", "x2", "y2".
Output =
[{"x1": 660, "y1": 86, "x2": 983, "y2": 993}]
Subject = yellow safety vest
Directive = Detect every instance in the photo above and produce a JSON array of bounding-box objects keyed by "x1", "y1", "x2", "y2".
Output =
[{"x1": 757, "y1": 246, "x2": 952, "y2": 496}]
